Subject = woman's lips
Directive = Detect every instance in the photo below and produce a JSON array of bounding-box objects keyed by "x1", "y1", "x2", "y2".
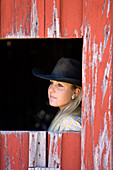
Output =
[{"x1": 50, "y1": 95, "x2": 57, "y2": 99}]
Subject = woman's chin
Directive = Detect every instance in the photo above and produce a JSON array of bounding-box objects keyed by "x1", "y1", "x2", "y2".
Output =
[{"x1": 49, "y1": 102, "x2": 58, "y2": 107}]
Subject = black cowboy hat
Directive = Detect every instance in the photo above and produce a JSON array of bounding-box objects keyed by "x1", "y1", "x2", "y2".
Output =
[{"x1": 32, "y1": 57, "x2": 82, "y2": 86}]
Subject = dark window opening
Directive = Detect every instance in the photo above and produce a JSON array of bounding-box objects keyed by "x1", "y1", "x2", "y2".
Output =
[{"x1": 0, "y1": 38, "x2": 83, "y2": 131}]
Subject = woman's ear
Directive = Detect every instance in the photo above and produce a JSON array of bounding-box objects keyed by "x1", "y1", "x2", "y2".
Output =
[{"x1": 74, "y1": 88, "x2": 81, "y2": 97}]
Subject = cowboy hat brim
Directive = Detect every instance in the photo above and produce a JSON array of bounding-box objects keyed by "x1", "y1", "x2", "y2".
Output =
[{"x1": 32, "y1": 68, "x2": 81, "y2": 86}]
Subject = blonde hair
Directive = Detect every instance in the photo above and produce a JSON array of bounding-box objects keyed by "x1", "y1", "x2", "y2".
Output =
[{"x1": 48, "y1": 86, "x2": 82, "y2": 132}]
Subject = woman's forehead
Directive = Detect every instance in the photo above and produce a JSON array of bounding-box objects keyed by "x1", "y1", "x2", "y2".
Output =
[{"x1": 50, "y1": 80, "x2": 73, "y2": 86}]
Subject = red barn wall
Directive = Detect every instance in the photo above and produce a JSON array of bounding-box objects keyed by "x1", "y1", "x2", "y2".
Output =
[
  {"x1": 0, "y1": 0, "x2": 83, "y2": 38},
  {"x1": 0, "y1": 0, "x2": 113, "y2": 169},
  {"x1": 82, "y1": 0, "x2": 113, "y2": 169}
]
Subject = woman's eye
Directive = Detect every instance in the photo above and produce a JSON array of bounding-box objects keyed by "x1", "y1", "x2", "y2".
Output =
[{"x1": 58, "y1": 83, "x2": 63, "y2": 87}]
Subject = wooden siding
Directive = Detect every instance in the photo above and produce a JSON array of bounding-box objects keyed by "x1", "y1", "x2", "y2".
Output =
[
  {"x1": 0, "y1": 0, "x2": 44, "y2": 38},
  {"x1": 0, "y1": 0, "x2": 83, "y2": 38},
  {"x1": 0, "y1": 0, "x2": 113, "y2": 169},
  {"x1": 0, "y1": 131, "x2": 81, "y2": 170},
  {"x1": 0, "y1": 131, "x2": 29, "y2": 170},
  {"x1": 82, "y1": 0, "x2": 113, "y2": 169}
]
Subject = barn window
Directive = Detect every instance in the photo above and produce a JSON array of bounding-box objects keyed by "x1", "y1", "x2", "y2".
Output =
[{"x1": 0, "y1": 38, "x2": 83, "y2": 130}]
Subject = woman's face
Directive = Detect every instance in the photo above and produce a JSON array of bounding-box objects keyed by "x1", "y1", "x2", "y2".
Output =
[{"x1": 48, "y1": 80, "x2": 76, "y2": 110}]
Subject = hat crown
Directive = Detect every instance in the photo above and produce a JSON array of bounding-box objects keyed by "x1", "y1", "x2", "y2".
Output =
[
  {"x1": 52, "y1": 58, "x2": 81, "y2": 80},
  {"x1": 32, "y1": 57, "x2": 81, "y2": 86}
]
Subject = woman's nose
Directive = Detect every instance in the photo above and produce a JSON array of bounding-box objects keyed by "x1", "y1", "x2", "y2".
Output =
[{"x1": 49, "y1": 84, "x2": 55, "y2": 92}]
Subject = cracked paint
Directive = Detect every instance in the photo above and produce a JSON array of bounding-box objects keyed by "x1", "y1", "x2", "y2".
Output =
[
  {"x1": 0, "y1": 131, "x2": 29, "y2": 170},
  {"x1": 82, "y1": 0, "x2": 113, "y2": 169},
  {"x1": 47, "y1": 0, "x2": 60, "y2": 38},
  {"x1": 48, "y1": 132, "x2": 62, "y2": 168},
  {"x1": 94, "y1": 113, "x2": 111, "y2": 169},
  {"x1": 31, "y1": 0, "x2": 39, "y2": 38}
]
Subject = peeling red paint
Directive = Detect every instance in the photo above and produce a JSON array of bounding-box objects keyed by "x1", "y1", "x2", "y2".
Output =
[
  {"x1": 30, "y1": 0, "x2": 44, "y2": 38},
  {"x1": 0, "y1": 0, "x2": 44, "y2": 38},
  {"x1": 45, "y1": 0, "x2": 60, "y2": 38},
  {"x1": 60, "y1": 0, "x2": 83, "y2": 38},
  {"x1": 0, "y1": 0, "x2": 82, "y2": 38},
  {"x1": 0, "y1": 131, "x2": 81, "y2": 169},
  {"x1": 82, "y1": 0, "x2": 113, "y2": 169},
  {"x1": 0, "y1": 131, "x2": 29, "y2": 170},
  {"x1": 48, "y1": 132, "x2": 62, "y2": 168},
  {"x1": 29, "y1": 131, "x2": 46, "y2": 167}
]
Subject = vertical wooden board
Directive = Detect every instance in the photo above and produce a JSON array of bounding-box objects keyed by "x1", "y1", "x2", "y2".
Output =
[
  {"x1": 61, "y1": 132, "x2": 81, "y2": 170},
  {"x1": 45, "y1": 0, "x2": 60, "y2": 38},
  {"x1": 111, "y1": 2, "x2": 113, "y2": 168},
  {"x1": 48, "y1": 132, "x2": 62, "y2": 168},
  {"x1": 82, "y1": 0, "x2": 113, "y2": 169},
  {"x1": 1, "y1": 0, "x2": 31, "y2": 38},
  {"x1": 29, "y1": 131, "x2": 46, "y2": 168},
  {"x1": 0, "y1": 131, "x2": 29, "y2": 170},
  {"x1": 28, "y1": 168, "x2": 60, "y2": 170},
  {"x1": 30, "y1": 0, "x2": 44, "y2": 38},
  {"x1": 60, "y1": 0, "x2": 83, "y2": 38},
  {"x1": 0, "y1": 0, "x2": 44, "y2": 38},
  {"x1": 0, "y1": 0, "x2": 12, "y2": 37}
]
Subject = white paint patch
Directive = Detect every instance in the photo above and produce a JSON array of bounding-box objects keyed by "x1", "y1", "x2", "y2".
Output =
[
  {"x1": 101, "y1": 54, "x2": 111, "y2": 106},
  {"x1": 31, "y1": 0, "x2": 39, "y2": 38},
  {"x1": 48, "y1": 132, "x2": 62, "y2": 168},
  {"x1": 106, "y1": 0, "x2": 110, "y2": 18},
  {"x1": 91, "y1": 38, "x2": 98, "y2": 124},
  {"x1": 73, "y1": 29, "x2": 78, "y2": 38},
  {"x1": 29, "y1": 131, "x2": 46, "y2": 167},
  {"x1": 48, "y1": 0, "x2": 60, "y2": 37},
  {"x1": 84, "y1": 23, "x2": 91, "y2": 53},
  {"x1": 81, "y1": 121, "x2": 86, "y2": 170},
  {"x1": 98, "y1": 42, "x2": 103, "y2": 62},
  {"x1": 94, "y1": 113, "x2": 111, "y2": 170}
]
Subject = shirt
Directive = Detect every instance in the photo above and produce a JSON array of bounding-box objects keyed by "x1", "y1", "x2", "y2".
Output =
[{"x1": 59, "y1": 116, "x2": 81, "y2": 132}]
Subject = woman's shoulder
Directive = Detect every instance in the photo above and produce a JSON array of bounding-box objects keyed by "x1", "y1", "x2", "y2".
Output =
[
  {"x1": 62, "y1": 115, "x2": 81, "y2": 124},
  {"x1": 59, "y1": 115, "x2": 82, "y2": 132}
]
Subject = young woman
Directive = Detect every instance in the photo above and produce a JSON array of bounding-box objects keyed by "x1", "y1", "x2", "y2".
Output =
[{"x1": 32, "y1": 57, "x2": 82, "y2": 132}]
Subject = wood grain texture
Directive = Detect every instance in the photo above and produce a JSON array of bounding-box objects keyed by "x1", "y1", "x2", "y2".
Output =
[
  {"x1": 0, "y1": 0, "x2": 82, "y2": 38},
  {"x1": 0, "y1": 0, "x2": 44, "y2": 38},
  {"x1": 82, "y1": 0, "x2": 113, "y2": 169},
  {"x1": 29, "y1": 131, "x2": 46, "y2": 168},
  {"x1": 48, "y1": 132, "x2": 62, "y2": 168},
  {"x1": 0, "y1": 131, "x2": 29, "y2": 170},
  {"x1": 60, "y1": 0, "x2": 83, "y2": 38},
  {"x1": 28, "y1": 168, "x2": 60, "y2": 170},
  {"x1": 61, "y1": 132, "x2": 81, "y2": 170}
]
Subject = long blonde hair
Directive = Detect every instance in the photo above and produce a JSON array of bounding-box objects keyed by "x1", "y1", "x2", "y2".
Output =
[{"x1": 48, "y1": 86, "x2": 82, "y2": 132}]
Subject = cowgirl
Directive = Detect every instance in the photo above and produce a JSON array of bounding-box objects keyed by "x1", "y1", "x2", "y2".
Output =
[{"x1": 32, "y1": 57, "x2": 82, "y2": 132}]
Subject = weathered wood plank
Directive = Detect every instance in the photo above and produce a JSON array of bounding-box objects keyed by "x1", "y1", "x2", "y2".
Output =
[
  {"x1": 44, "y1": 0, "x2": 83, "y2": 38},
  {"x1": 61, "y1": 132, "x2": 81, "y2": 170},
  {"x1": 60, "y1": 0, "x2": 83, "y2": 38},
  {"x1": 0, "y1": 0, "x2": 83, "y2": 38},
  {"x1": 30, "y1": 0, "x2": 44, "y2": 38},
  {"x1": 0, "y1": 131, "x2": 29, "y2": 170},
  {"x1": 0, "y1": 0, "x2": 44, "y2": 38},
  {"x1": 82, "y1": 0, "x2": 113, "y2": 169},
  {"x1": 29, "y1": 131, "x2": 46, "y2": 168},
  {"x1": 45, "y1": 0, "x2": 60, "y2": 38},
  {"x1": 48, "y1": 132, "x2": 62, "y2": 168},
  {"x1": 28, "y1": 168, "x2": 60, "y2": 170}
]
